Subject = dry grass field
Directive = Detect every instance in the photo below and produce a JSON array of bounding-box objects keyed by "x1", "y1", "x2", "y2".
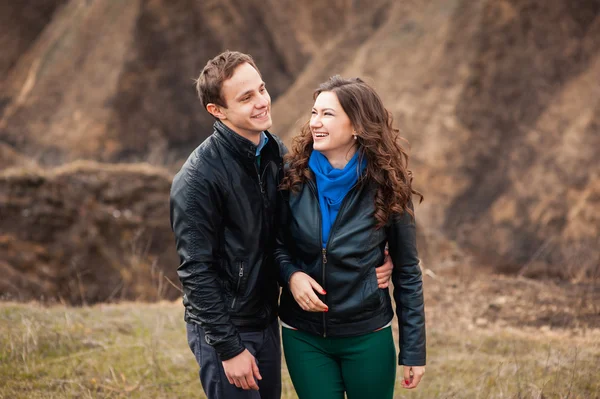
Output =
[{"x1": 1, "y1": 274, "x2": 599, "y2": 399}]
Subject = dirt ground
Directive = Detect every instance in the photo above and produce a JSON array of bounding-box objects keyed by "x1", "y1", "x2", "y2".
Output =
[{"x1": 425, "y1": 266, "x2": 600, "y2": 334}]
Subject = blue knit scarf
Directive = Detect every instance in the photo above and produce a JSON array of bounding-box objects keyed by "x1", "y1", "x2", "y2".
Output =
[{"x1": 308, "y1": 150, "x2": 366, "y2": 247}]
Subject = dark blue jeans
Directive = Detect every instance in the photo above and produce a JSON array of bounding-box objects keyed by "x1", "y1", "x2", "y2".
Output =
[{"x1": 186, "y1": 320, "x2": 281, "y2": 399}]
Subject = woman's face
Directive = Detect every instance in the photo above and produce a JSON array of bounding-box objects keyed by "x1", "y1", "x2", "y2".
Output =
[{"x1": 310, "y1": 91, "x2": 355, "y2": 156}]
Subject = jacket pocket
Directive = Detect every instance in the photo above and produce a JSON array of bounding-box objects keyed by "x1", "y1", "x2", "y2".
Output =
[
  {"x1": 361, "y1": 269, "x2": 383, "y2": 313},
  {"x1": 230, "y1": 260, "x2": 245, "y2": 310}
]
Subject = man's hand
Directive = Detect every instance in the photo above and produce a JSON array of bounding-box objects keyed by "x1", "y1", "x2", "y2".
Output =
[
  {"x1": 375, "y1": 247, "x2": 393, "y2": 288},
  {"x1": 222, "y1": 349, "x2": 262, "y2": 390},
  {"x1": 289, "y1": 272, "x2": 328, "y2": 312},
  {"x1": 401, "y1": 365, "x2": 425, "y2": 389}
]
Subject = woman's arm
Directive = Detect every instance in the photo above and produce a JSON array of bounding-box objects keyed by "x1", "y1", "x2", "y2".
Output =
[
  {"x1": 387, "y1": 201, "x2": 426, "y2": 367},
  {"x1": 273, "y1": 190, "x2": 327, "y2": 312}
]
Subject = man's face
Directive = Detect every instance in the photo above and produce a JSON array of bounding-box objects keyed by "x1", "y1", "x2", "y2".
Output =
[{"x1": 212, "y1": 62, "x2": 272, "y2": 140}]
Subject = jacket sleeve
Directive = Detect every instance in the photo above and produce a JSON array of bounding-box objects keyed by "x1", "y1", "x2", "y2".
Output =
[
  {"x1": 170, "y1": 166, "x2": 245, "y2": 361},
  {"x1": 387, "y1": 201, "x2": 426, "y2": 366},
  {"x1": 273, "y1": 189, "x2": 302, "y2": 289}
]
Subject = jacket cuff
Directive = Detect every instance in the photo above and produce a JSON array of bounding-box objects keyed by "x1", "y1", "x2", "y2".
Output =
[
  {"x1": 214, "y1": 335, "x2": 246, "y2": 361},
  {"x1": 281, "y1": 263, "x2": 303, "y2": 289},
  {"x1": 398, "y1": 354, "x2": 426, "y2": 366}
]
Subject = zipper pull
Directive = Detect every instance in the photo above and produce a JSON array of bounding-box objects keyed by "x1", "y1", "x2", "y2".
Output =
[
  {"x1": 239, "y1": 263, "x2": 244, "y2": 277},
  {"x1": 257, "y1": 173, "x2": 266, "y2": 193},
  {"x1": 322, "y1": 248, "x2": 327, "y2": 264}
]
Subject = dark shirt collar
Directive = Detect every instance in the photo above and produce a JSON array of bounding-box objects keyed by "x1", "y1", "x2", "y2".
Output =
[{"x1": 213, "y1": 120, "x2": 273, "y2": 162}]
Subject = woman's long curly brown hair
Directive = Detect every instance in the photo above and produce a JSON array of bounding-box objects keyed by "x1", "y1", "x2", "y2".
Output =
[{"x1": 280, "y1": 75, "x2": 423, "y2": 228}]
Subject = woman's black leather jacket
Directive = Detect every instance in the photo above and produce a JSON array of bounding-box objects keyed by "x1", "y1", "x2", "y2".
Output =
[{"x1": 275, "y1": 179, "x2": 426, "y2": 366}]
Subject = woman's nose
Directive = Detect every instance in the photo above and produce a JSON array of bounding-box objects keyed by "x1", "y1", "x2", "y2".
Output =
[{"x1": 310, "y1": 115, "x2": 321, "y2": 128}]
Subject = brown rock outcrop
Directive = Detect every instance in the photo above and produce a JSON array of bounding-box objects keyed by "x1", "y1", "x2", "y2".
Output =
[
  {"x1": 0, "y1": 0, "x2": 67, "y2": 80},
  {"x1": 0, "y1": 0, "x2": 381, "y2": 166},
  {"x1": 0, "y1": 161, "x2": 178, "y2": 303},
  {"x1": 273, "y1": 0, "x2": 600, "y2": 279}
]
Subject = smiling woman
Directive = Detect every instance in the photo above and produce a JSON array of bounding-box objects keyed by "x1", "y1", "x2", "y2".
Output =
[
  {"x1": 275, "y1": 75, "x2": 426, "y2": 399},
  {"x1": 282, "y1": 76, "x2": 421, "y2": 228},
  {"x1": 310, "y1": 92, "x2": 356, "y2": 169}
]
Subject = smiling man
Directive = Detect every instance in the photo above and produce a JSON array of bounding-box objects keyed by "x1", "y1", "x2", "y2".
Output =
[
  {"x1": 170, "y1": 51, "x2": 285, "y2": 399},
  {"x1": 170, "y1": 51, "x2": 393, "y2": 399}
]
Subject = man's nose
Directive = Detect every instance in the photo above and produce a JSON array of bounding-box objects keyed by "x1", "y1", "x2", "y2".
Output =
[{"x1": 256, "y1": 94, "x2": 269, "y2": 108}]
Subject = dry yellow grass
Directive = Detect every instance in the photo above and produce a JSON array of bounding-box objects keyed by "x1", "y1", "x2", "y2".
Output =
[{"x1": 1, "y1": 300, "x2": 599, "y2": 398}]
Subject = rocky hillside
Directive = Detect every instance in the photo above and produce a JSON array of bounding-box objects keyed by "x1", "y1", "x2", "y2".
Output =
[
  {"x1": 272, "y1": 0, "x2": 600, "y2": 280},
  {"x1": 0, "y1": 0, "x2": 598, "y2": 303},
  {"x1": 0, "y1": 0, "x2": 386, "y2": 167}
]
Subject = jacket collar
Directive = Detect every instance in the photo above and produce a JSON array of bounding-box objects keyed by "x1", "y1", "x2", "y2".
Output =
[{"x1": 213, "y1": 120, "x2": 278, "y2": 162}]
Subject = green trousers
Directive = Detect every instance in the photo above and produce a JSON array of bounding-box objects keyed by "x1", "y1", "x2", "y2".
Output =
[{"x1": 282, "y1": 326, "x2": 396, "y2": 399}]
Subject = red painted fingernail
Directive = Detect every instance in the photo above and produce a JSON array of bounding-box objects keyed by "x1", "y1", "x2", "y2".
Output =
[
  {"x1": 324, "y1": 308, "x2": 329, "y2": 312},
  {"x1": 405, "y1": 380, "x2": 410, "y2": 385},
  {"x1": 322, "y1": 290, "x2": 327, "y2": 294}
]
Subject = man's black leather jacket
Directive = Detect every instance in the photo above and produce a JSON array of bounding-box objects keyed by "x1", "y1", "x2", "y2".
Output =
[
  {"x1": 170, "y1": 121, "x2": 285, "y2": 361},
  {"x1": 275, "y1": 178, "x2": 426, "y2": 366}
]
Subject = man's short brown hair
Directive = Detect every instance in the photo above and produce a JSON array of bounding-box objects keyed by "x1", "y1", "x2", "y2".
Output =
[{"x1": 196, "y1": 51, "x2": 260, "y2": 109}]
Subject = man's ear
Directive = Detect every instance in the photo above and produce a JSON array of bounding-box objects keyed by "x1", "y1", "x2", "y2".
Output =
[{"x1": 206, "y1": 103, "x2": 227, "y2": 120}]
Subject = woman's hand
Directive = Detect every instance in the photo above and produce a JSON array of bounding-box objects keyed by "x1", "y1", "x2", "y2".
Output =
[
  {"x1": 289, "y1": 272, "x2": 328, "y2": 312},
  {"x1": 401, "y1": 365, "x2": 425, "y2": 389}
]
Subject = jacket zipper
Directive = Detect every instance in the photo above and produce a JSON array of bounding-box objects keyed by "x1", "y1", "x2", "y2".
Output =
[
  {"x1": 307, "y1": 180, "x2": 356, "y2": 337},
  {"x1": 321, "y1": 247, "x2": 328, "y2": 337},
  {"x1": 306, "y1": 181, "x2": 326, "y2": 336},
  {"x1": 231, "y1": 261, "x2": 244, "y2": 309},
  {"x1": 254, "y1": 162, "x2": 268, "y2": 207}
]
